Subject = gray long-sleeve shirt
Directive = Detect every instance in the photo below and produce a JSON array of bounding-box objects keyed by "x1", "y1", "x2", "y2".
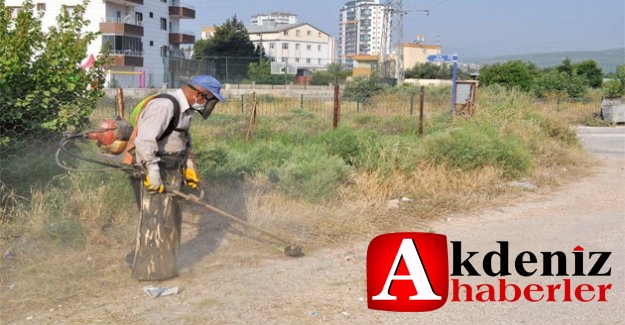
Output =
[{"x1": 134, "y1": 89, "x2": 194, "y2": 165}]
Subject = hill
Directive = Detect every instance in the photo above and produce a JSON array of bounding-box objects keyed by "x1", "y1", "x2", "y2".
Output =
[{"x1": 478, "y1": 48, "x2": 624, "y2": 74}]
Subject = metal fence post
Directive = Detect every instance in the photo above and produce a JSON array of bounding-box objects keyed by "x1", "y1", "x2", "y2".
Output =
[
  {"x1": 240, "y1": 94, "x2": 244, "y2": 115},
  {"x1": 419, "y1": 86, "x2": 425, "y2": 137}
]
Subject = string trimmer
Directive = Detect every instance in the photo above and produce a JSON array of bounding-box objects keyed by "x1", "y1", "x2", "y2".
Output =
[{"x1": 170, "y1": 189, "x2": 304, "y2": 257}]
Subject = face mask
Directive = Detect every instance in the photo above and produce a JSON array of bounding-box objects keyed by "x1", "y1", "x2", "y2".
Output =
[
  {"x1": 191, "y1": 97, "x2": 205, "y2": 110},
  {"x1": 191, "y1": 97, "x2": 219, "y2": 119}
]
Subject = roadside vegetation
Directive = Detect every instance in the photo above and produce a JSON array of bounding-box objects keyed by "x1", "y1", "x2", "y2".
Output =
[{"x1": 1, "y1": 1, "x2": 622, "y2": 320}]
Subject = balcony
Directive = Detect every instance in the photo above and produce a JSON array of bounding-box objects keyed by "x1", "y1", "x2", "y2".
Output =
[
  {"x1": 169, "y1": 32, "x2": 195, "y2": 44},
  {"x1": 110, "y1": 50, "x2": 143, "y2": 67},
  {"x1": 105, "y1": 0, "x2": 143, "y2": 5},
  {"x1": 99, "y1": 18, "x2": 143, "y2": 37},
  {"x1": 169, "y1": 26, "x2": 195, "y2": 44},
  {"x1": 169, "y1": 1, "x2": 195, "y2": 19}
]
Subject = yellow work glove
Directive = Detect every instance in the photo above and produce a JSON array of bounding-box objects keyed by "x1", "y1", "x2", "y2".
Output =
[
  {"x1": 143, "y1": 163, "x2": 164, "y2": 193},
  {"x1": 184, "y1": 158, "x2": 199, "y2": 189}
]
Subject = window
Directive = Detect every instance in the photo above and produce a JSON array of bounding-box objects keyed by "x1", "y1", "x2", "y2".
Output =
[
  {"x1": 149, "y1": 12, "x2": 153, "y2": 18},
  {"x1": 36, "y1": 3, "x2": 46, "y2": 11},
  {"x1": 283, "y1": 30, "x2": 289, "y2": 36},
  {"x1": 160, "y1": 18, "x2": 167, "y2": 30},
  {"x1": 102, "y1": 35, "x2": 143, "y2": 55},
  {"x1": 306, "y1": 45, "x2": 311, "y2": 50},
  {"x1": 135, "y1": 12, "x2": 143, "y2": 25},
  {"x1": 63, "y1": 5, "x2": 77, "y2": 15},
  {"x1": 149, "y1": 40, "x2": 154, "y2": 46},
  {"x1": 270, "y1": 43, "x2": 275, "y2": 49},
  {"x1": 307, "y1": 30, "x2": 311, "y2": 36},
  {"x1": 8, "y1": 7, "x2": 21, "y2": 19},
  {"x1": 282, "y1": 43, "x2": 289, "y2": 49},
  {"x1": 295, "y1": 43, "x2": 300, "y2": 50},
  {"x1": 306, "y1": 58, "x2": 311, "y2": 63},
  {"x1": 317, "y1": 45, "x2": 322, "y2": 51},
  {"x1": 296, "y1": 30, "x2": 300, "y2": 37},
  {"x1": 295, "y1": 58, "x2": 300, "y2": 63}
]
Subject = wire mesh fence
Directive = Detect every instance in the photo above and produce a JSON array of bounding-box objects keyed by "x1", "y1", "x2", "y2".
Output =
[{"x1": 1, "y1": 90, "x2": 602, "y2": 199}]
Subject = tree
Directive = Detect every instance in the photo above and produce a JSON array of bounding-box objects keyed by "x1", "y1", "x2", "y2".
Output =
[
  {"x1": 326, "y1": 62, "x2": 351, "y2": 84},
  {"x1": 573, "y1": 60, "x2": 603, "y2": 89},
  {"x1": 247, "y1": 58, "x2": 289, "y2": 84},
  {"x1": 0, "y1": 0, "x2": 109, "y2": 143},
  {"x1": 478, "y1": 60, "x2": 538, "y2": 91},
  {"x1": 533, "y1": 70, "x2": 587, "y2": 98},
  {"x1": 309, "y1": 63, "x2": 351, "y2": 86},
  {"x1": 603, "y1": 64, "x2": 625, "y2": 97},
  {"x1": 195, "y1": 15, "x2": 258, "y2": 58},
  {"x1": 193, "y1": 15, "x2": 260, "y2": 82},
  {"x1": 405, "y1": 62, "x2": 470, "y2": 80},
  {"x1": 555, "y1": 57, "x2": 574, "y2": 76}
]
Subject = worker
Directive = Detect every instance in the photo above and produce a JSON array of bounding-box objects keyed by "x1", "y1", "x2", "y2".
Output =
[{"x1": 127, "y1": 75, "x2": 225, "y2": 281}]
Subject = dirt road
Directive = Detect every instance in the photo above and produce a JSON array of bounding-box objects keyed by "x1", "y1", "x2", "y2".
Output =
[{"x1": 5, "y1": 126, "x2": 624, "y2": 324}]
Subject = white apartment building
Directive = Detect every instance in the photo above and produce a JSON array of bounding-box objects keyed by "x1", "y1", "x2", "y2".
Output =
[
  {"x1": 247, "y1": 22, "x2": 336, "y2": 77},
  {"x1": 338, "y1": 0, "x2": 389, "y2": 68},
  {"x1": 250, "y1": 11, "x2": 297, "y2": 26},
  {"x1": 4, "y1": 0, "x2": 196, "y2": 88}
]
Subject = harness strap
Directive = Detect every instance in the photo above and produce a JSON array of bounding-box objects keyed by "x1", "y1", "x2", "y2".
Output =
[{"x1": 122, "y1": 93, "x2": 182, "y2": 165}]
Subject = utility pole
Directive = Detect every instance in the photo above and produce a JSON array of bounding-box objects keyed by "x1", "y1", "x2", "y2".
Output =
[
  {"x1": 380, "y1": 0, "x2": 392, "y2": 80},
  {"x1": 381, "y1": 1, "x2": 430, "y2": 85},
  {"x1": 395, "y1": 0, "x2": 404, "y2": 85}
]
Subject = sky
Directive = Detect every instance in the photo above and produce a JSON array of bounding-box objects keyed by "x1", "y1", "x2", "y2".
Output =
[{"x1": 182, "y1": 0, "x2": 625, "y2": 62}]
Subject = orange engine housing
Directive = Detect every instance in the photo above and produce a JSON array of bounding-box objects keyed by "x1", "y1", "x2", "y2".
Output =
[{"x1": 87, "y1": 118, "x2": 133, "y2": 155}]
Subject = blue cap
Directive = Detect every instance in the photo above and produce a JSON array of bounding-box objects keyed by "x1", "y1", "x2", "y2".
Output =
[{"x1": 189, "y1": 75, "x2": 225, "y2": 102}]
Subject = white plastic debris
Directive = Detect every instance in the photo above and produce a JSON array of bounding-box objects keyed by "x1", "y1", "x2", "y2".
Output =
[
  {"x1": 510, "y1": 180, "x2": 536, "y2": 190},
  {"x1": 143, "y1": 285, "x2": 181, "y2": 298}
]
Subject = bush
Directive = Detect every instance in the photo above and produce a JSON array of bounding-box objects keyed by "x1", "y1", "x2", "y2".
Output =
[
  {"x1": 602, "y1": 79, "x2": 624, "y2": 97},
  {"x1": 421, "y1": 124, "x2": 532, "y2": 178},
  {"x1": 274, "y1": 145, "x2": 349, "y2": 202},
  {"x1": 533, "y1": 70, "x2": 587, "y2": 98},
  {"x1": 315, "y1": 127, "x2": 377, "y2": 167},
  {"x1": 342, "y1": 76, "x2": 388, "y2": 103}
]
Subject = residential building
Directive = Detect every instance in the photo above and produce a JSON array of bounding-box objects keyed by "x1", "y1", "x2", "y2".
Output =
[
  {"x1": 351, "y1": 55, "x2": 379, "y2": 77},
  {"x1": 350, "y1": 40, "x2": 442, "y2": 78},
  {"x1": 251, "y1": 11, "x2": 297, "y2": 26},
  {"x1": 403, "y1": 39, "x2": 442, "y2": 71},
  {"x1": 201, "y1": 26, "x2": 216, "y2": 40},
  {"x1": 247, "y1": 22, "x2": 336, "y2": 80},
  {"x1": 338, "y1": 0, "x2": 389, "y2": 68},
  {"x1": 4, "y1": 0, "x2": 196, "y2": 88}
]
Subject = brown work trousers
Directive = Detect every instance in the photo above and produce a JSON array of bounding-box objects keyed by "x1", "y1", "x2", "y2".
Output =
[{"x1": 130, "y1": 155, "x2": 184, "y2": 281}]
